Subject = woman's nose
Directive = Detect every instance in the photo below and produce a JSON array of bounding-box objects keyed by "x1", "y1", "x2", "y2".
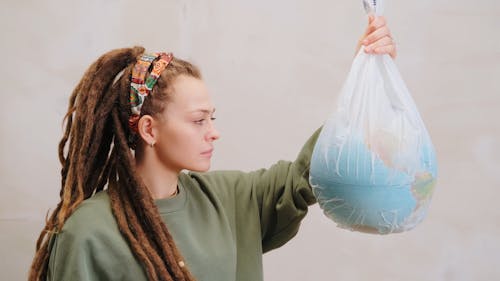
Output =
[
  {"x1": 210, "y1": 129, "x2": 220, "y2": 141},
  {"x1": 206, "y1": 122, "x2": 220, "y2": 141}
]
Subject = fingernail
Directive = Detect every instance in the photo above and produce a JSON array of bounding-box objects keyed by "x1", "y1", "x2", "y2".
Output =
[{"x1": 362, "y1": 39, "x2": 368, "y2": 45}]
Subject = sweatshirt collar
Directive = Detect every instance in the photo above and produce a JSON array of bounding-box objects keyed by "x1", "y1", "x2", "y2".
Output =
[{"x1": 155, "y1": 174, "x2": 188, "y2": 214}]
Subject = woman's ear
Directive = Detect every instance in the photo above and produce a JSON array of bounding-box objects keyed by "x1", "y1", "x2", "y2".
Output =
[{"x1": 137, "y1": 115, "x2": 157, "y2": 146}]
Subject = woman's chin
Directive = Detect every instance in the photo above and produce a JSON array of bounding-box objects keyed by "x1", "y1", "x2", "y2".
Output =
[{"x1": 188, "y1": 163, "x2": 211, "y2": 173}]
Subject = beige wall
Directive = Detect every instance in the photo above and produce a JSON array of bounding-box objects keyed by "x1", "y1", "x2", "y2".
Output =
[{"x1": 1, "y1": 0, "x2": 499, "y2": 280}]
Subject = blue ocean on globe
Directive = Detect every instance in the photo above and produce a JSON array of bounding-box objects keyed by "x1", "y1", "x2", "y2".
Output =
[{"x1": 310, "y1": 131, "x2": 437, "y2": 234}]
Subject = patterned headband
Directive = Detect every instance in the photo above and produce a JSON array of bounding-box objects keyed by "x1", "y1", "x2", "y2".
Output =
[{"x1": 129, "y1": 52, "x2": 173, "y2": 133}]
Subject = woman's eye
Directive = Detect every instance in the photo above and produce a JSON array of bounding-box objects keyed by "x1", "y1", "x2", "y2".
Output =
[{"x1": 194, "y1": 117, "x2": 216, "y2": 125}]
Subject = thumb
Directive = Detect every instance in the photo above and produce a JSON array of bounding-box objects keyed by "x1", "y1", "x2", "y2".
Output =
[
  {"x1": 368, "y1": 14, "x2": 375, "y2": 23},
  {"x1": 362, "y1": 14, "x2": 375, "y2": 39}
]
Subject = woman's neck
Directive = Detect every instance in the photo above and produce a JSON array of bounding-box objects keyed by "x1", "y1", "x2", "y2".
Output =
[{"x1": 135, "y1": 152, "x2": 179, "y2": 200}]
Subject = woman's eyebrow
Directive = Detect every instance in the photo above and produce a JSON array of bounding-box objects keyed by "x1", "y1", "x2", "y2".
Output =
[{"x1": 191, "y1": 108, "x2": 216, "y2": 114}]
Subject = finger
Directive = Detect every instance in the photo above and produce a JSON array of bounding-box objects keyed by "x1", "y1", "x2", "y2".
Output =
[
  {"x1": 363, "y1": 26, "x2": 391, "y2": 45},
  {"x1": 368, "y1": 14, "x2": 375, "y2": 24},
  {"x1": 362, "y1": 17, "x2": 392, "y2": 46},
  {"x1": 373, "y1": 44, "x2": 397, "y2": 59},
  {"x1": 365, "y1": 36, "x2": 393, "y2": 52},
  {"x1": 361, "y1": 15, "x2": 376, "y2": 39},
  {"x1": 370, "y1": 16, "x2": 387, "y2": 30}
]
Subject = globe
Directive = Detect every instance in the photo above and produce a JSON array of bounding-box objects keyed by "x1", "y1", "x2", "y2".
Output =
[{"x1": 309, "y1": 126, "x2": 437, "y2": 234}]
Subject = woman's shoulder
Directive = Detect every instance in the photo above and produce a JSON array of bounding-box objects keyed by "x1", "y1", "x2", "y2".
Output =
[
  {"x1": 181, "y1": 170, "x2": 251, "y2": 197},
  {"x1": 48, "y1": 191, "x2": 144, "y2": 280},
  {"x1": 60, "y1": 191, "x2": 117, "y2": 237},
  {"x1": 183, "y1": 168, "x2": 260, "y2": 189}
]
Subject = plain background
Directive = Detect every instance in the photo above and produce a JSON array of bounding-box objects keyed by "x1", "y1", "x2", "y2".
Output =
[{"x1": 1, "y1": 0, "x2": 499, "y2": 280}]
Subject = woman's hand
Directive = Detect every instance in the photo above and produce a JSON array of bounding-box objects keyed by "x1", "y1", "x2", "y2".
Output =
[{"x1": 356, "y1": 15, "x2": 397, "y2": 59}]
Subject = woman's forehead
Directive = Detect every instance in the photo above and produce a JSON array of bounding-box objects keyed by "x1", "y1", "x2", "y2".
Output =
[{"x1": 170, "y1": 75, "x2": 214, "y2": 111}]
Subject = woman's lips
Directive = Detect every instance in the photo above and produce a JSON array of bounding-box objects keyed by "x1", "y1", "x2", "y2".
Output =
[{"x1": 201, "y1": 148, "x2": 214, "y2": 157}]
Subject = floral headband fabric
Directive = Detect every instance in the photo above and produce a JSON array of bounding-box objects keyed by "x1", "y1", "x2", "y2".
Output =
[{"x1": 129, "y1": 52, "x2": 173, "y2": 133}]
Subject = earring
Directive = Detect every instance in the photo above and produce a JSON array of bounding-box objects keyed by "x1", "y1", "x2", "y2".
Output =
[{"x1": 150, "y1": 142, "x2": 155, "y2": 148}]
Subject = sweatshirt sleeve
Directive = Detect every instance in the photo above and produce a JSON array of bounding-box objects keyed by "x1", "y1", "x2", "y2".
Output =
[
  {"x1": 251, "y1": 127, "x2": 321, "y2": 252},
  {"x1": 190, "y1": 127, "x2": 322, "y2": 253}
]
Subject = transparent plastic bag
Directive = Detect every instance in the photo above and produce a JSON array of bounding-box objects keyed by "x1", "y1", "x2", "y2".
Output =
[{"x1": 309, "y1": 0, "x2": 437, "y2": 234}]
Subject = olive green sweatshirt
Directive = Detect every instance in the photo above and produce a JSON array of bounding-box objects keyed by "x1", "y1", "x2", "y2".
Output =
[{"x1": 47, "y1": 128, "x2": 321, "y2": 281}]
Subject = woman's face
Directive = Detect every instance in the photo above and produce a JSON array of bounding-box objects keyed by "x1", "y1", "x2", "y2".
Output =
[{"x1": 154, "y1": 75, "x2": 220, "y2": 173}]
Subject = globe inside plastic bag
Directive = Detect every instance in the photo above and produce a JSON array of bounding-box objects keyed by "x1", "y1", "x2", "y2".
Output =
[{"x1": 309, "y1": 0, "x2": 437, "y2": 235}]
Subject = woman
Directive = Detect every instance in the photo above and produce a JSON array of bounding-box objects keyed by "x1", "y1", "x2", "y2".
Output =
[{"x1": 29, "y1": 16, "x2": 396, "y2": 281}]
